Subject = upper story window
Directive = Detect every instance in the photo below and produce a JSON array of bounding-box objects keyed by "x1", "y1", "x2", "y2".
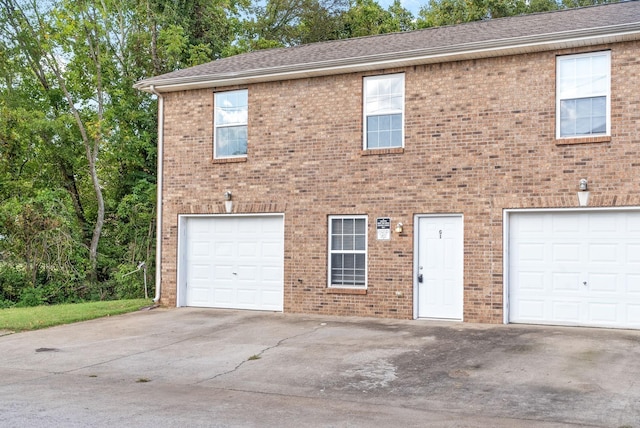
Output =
[
  {"x1": 328, "y1": 216, "x2": 367, "y2": 289},
  {"x1": 214, "y1": 89, "x2": 248, "y2": 158},
  {"x1": 556, "y1": 51, "x2": 610, "y2": 139},
  {"x1": 363, "y1": 74, "x2": 404, "y2": 149}
]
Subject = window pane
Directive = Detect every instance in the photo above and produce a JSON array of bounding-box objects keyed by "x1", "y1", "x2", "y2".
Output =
[
  {"x1": 560, "y1": 96, "x2": 606, "y2": 137},
  {"x1": 379, "y1": 115, "x2": 390, "y2": 130},
  {"x1": 592, "y1": 116, "x2": 606, "y2": 133},
  {"x1": 329, "y1": 217, "x2": 366, "y2": 287},
  {"x1": 366, "y1": 113, "x2": 402, "y2": 149},
  {"x1": 344, "y1": 254, "x2": 355, "y2": 269},
  {"x1": 592, "y1": 96, "x2": 606, "y2": 114},
  {"x1": 343, "y1": 235, "x2": 354, "y2": 251},
  {"x1": 216, "y1": 126, "x2": 247, "y2": 157},
  {"x1": 575, "y1": 117, "x2": 591, "y2": 135},
  {"x1": 215, "y1": 90, "x2": 248, "y2": 126},
  {"x1": 368, "y1": 132, "x2": 379, "y2": 148},
  {"x1": 331, "y1": 235, "x2": 342, "y2": 251},
  {"x1": 379, "y1": 131, "x2": 390, "y2": 147},
  {"x1": 560, "y1": 118, "x2": 574, "y2": 137},
  {"x1": 343, "y1": 219, "x2": 354, "y2": 234}
]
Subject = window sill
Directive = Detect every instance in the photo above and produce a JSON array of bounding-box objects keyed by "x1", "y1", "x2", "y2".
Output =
[
  {"x1": 212, "y1": 157, "x2": 247, "y2": 164},
  {"x1": 360, "y1": 147, "x2": 404, "y2": 156},
  {"x1": 555, "y1": 136, "x2": 611, "y2": 146},
  {"x1": 327, "y1": 288, "x2": 367, "y2": 295}
]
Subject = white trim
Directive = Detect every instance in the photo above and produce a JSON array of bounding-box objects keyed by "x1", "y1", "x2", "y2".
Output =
[
  {"x1": 555, "y1": 50, "x2": 611, "y2": 139},
  {"x1": 362, "y1": 73, "x2": 405, "y2": 150},
  {"x1": 135, "y1": 27, "x2": 640, "y2": 93},
  {"x1": 176, "y1": 213, "x2": 285, "y2": 308},
  {"x1": 148, "y1": 86, "x2": 164, "y2": 303},
  {"x1": 214, "y1": 89, "x2": 248, "y2": 160},
  {"x1": 502, "y1": 206, "x2": 640, "y2": 325},
  {"x1": 413, "y1": 213, "x2": 464, "y2": 321},
  {"x1": 327, "y1": 215, "x2": 368, "y2": 289}
]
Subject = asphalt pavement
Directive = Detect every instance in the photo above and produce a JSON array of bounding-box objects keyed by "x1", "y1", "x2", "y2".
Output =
[{"x1": 1, "y1": 308, "x2": 639, "y2": 427}]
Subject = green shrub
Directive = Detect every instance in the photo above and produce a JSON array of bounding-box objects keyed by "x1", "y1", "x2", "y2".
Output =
[
  {"x1": 16, "y1": 287, "x2": 45, "y2": 307},
  {"x1": 114, "y1": 263, "x2": 146, "y2": 299},
  {"x1": 0, "y1": 265, "x2": 29, "y2": 303}
]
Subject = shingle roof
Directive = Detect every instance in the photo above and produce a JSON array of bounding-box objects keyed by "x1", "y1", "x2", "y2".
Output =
[{"x1": 135, "y1": 1, "x2": 640, "y2": 92}]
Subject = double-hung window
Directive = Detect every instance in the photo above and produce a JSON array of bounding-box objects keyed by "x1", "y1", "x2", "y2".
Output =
[
  {"x1": 214, "y1": 89, "x2": 248, "y2": 158},
  {"x1": 556, "y1": 51, "x2": 610, "y2": 139},
  {"x1": 328, "y1": 216, "x2": 367, "y2": 288},
  {"x1": 363, "y1": 74, "x2": 404, "y2": 149}
]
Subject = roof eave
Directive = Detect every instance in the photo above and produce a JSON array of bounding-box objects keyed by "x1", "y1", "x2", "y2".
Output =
[{"x1": 134, "y1": 25, "x2": 640, "y2": 93}]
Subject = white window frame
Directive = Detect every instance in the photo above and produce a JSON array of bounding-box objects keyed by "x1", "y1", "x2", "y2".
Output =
[
  {"x1": 556, "y1": 51, "x2": 611, "y2": 139},
  {"x1": 363, "y1": 73, "x2": 405, "y2": 150},
  {"x1": 214, "y1": 89, "x2": 248, "y2": 159},
  {"x1": 328, "y1": 215, "x2": 368, "y2": 289}
]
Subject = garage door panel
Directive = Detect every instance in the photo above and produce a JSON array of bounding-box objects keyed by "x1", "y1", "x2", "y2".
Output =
[
  {"x1": 588, "y1": 273, "x2": 618, "y2": 292},
  {"x1": 237, "y1": 289, "x2": 258, "y2": 304},
  {"x1": 213, "y1": 265, "x2": 233, "y2": 280},
  {"x1": 552, "y1": 272, "x2": 581, "y2": 291},
  {"x1": 518, "y1": 243, "x2": 545, "y2": 262},
  {"x1": 183, "y1": 216, "x2": 284, "y2": 311},
  {"x1": 191, "y1": 264, "x2": 210, "y2": 280},
  {"x1": 518, "y1": 272, "x2": 545, "y2": 290},
  {"x1": 628, "y1": 305, "x2": 640, "y2": 323},
  {"x1": 191, "y1": 241, "x2": 211, "y2": 257},
  {"x1": 627, "y1": 275, "x2": 640, "y2": 292},
  {"x1": 628, "y1": 245, "x2": 640, "y2": 263},
  {"x1": 213, "y1": 287, "x2": 235, "y2": 305},
  {"x1": 238, "y1": 242, "x2": 257, "y2": 257},
  {"x1": 237, "y1": 266, "x2": 257, "y2": 280},
  {"x1": 587, "y1": 303, "x2": 617, "y2": 323},
  {"x1": 517, "y1": 300, "x2": 545, "y2": 319},
  {"x1": 552, "y1": 301, "x2": 580, "y2": 322},
  {"x1": 588, "y1": 244, "x2": 617, "y2": 263},
  {"x1": 552, "y1": 244, "x2": 580, "y2": 262},
  {"x1": 510, "y1": 210, "x2": 640, "y2": 328},
  {"x1": 552, "y1": 215, "x2": 579, "y2": 233}
]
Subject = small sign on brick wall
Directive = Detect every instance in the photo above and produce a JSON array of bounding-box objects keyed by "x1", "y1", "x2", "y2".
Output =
[{"x1": 376, "y1": 217, "x2": 391, "y2": 240}]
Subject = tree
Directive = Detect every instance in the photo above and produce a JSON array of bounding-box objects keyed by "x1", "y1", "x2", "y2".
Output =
[
  {"x1": 416, "y1": 0, "x2": 612, "y2": 28},
  {"x1": 238, "y1": 0, "x2": 347, "y2": 49}
]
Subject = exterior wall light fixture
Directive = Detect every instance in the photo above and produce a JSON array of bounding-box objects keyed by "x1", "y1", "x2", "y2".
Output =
[
  {"x1": 395, "y1": 222, "x2": 404, "y2": 233},
  {"x1": 224, "y1": 190, "x2": 233, "y2": 213},
  {"x1": 578, "y1": 179, "x2": 589, "y2": 207}
]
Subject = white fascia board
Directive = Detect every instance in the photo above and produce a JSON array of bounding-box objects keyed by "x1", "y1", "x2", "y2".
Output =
[{"x1": 135, "y1": 25, "x2": 640, "y2": 93}]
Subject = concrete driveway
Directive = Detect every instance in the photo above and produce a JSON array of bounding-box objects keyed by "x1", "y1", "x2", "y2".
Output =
[{"x1": 0, "y1": 308, "x2": 639, "y2": 427}]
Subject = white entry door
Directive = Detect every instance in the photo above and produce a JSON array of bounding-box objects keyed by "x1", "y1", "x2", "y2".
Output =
[
  {"x1": 181, "y1": 215, "x2": 284, "y2": 311},
  {"x1": 415, "y1": 215, "x2": 464, "y2": 319},
  {"x1": 508, "y1": 210, "x2": 640, "y2": 328}
]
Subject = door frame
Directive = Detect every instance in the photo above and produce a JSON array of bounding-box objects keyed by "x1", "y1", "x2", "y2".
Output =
[
  {"x1": 176, "y1": 213, "x2": 285, "y2": 308},
  {"x1": 502, "y1": 207, "x2": 640, "y2": 325},
  {"x1": 413, "y1": 213, "x2": 464, "y2": 320}
]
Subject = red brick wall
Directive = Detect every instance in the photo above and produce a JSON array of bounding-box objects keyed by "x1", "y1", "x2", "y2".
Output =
[{"x1": 159, "y1": 41, "x2": 640, "y2": 322}]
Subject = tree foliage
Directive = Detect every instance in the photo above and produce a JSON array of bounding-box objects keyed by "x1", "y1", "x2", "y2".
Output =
[{"x1": 0, "y1": 0, "x2": 613, "y2": 306}]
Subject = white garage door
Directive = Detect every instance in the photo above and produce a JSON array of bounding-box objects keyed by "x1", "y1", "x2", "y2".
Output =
[
  {"x1": 182, "y1": 215, "x2": 284, "y2": 311},
  {"x1": 508, "y1": 210, "x2": 640, "y2": 329}
]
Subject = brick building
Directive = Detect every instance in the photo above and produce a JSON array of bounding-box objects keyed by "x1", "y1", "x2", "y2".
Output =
[{"x1": 135, "y1": 2, "x2": 640, "y2": 328}]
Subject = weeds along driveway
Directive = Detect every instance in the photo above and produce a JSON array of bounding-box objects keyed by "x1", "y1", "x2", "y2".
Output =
[{"x1": 0, "y1": 308, "x2": 639, "y2": 427}]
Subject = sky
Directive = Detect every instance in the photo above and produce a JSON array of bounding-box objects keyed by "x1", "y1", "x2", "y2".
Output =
[{"x1": 378, "y1": 0, "x2": 426, "y2": 15}]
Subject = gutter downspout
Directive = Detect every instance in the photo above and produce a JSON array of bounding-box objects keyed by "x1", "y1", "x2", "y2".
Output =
[{"x1": 149, "y1": 85, "x2": 164, "y2": 303}]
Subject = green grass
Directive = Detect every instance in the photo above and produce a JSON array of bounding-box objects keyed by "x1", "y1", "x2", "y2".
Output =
[{"x1": 0, "y1": 299, "x2": 153, "y2": 332}]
